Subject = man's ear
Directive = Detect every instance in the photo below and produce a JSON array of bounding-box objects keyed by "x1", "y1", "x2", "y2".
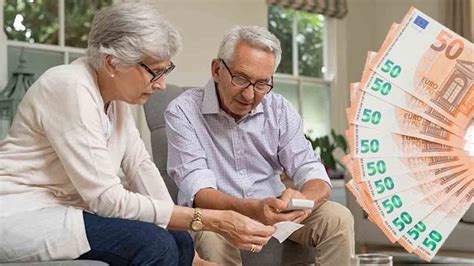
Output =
[
  {"x1": 211, "y1": 59, "x2": 221, "y2": 82},
  {"x1": 103, "y1": 54, "x2": 116, "y2": 77}
]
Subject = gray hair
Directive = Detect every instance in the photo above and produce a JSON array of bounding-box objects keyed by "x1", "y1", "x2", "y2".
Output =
[
  {"x1": 87, "y1": 2, "x2": 182, "y2": 70},
  {"x1": 217, "y1": 26, "x2": 282, "y2": 71}
]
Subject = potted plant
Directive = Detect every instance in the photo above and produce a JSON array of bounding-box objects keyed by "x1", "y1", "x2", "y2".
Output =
[{"x1": 305, "y1": 129, "x2": 348, "y2": 179}]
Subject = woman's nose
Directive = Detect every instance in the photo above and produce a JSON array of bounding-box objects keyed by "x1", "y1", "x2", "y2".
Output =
[{"x1": 152, "y1": 77, "x2": 167, "y2": 91}]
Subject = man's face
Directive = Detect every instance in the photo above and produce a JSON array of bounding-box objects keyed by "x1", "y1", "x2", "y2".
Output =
[{"x1": 212, "y1": 41, "x2": 275, "y2": 120}]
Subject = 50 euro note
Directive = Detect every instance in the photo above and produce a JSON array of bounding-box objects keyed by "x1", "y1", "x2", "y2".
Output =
[
  {"x1": 345, "y1": 155, "x2": 470, "y2": 183},
  {"x1": 353, "y1": 23, "x2": 467, "y2": 137},
  {"x1": 346, "y1": 91, "x2": 466, "y2": 148},
  {"x1": 348, "y1": 48, "x2": 387, "y2": 103},
  {"x1": 346, "y1": 125, "x2": 469, "y2": 158},
  {"x1": 349, "y1": 82, "x2": 358, "y2": 104},
  {"x1": 357, "y1": 50, "x2": 466, "y2": 137},
  {"x1": 350, "y1": 23, "x2": 473, "y2": 142},
  {"x1": 358, "y1": 164, "x2": 469, "y2": 202},
  {"x1": 346, "y1": 179, "x2": 379, "y2": 224},
  {"x1": 363, "y1": 168, "x2": 469, "y2": 228},
  {"x1": 414, "y1": 181, "x2": 474, "y2": 261},
  {"x1": 355, "y1": 69, "x2": 467, "y2": 137},
  {"x1": 397, "y1": 180, "x2": 474, "y2": 254},
  {"x1": 369, "y1": 7, "x2": 474, "y2": 128},
  {"x1": 370, "y1": 173, "x2": 471, "y2": 243},
  {"x1": 346, "y1": 179, "x2": 372, "y2": 217}
]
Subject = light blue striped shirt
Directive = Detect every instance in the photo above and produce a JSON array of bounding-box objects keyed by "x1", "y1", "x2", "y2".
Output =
[{"x1": 165, "y1": 80, "x2": 331, "y2": 207}]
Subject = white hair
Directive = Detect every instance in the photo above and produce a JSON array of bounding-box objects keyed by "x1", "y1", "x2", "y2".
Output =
[
  {"x1": 87, "y1": 2, "x2": 182, "y2": 70},
  {"x1": 217, "y1": 26, "x2": 282, "y2": 71}
]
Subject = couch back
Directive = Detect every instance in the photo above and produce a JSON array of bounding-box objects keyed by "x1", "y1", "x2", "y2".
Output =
[{"x1": 144, "y1": 84, "x2": 187, "y2": 203}]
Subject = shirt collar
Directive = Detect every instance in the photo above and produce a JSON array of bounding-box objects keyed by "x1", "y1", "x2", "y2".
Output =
[
  {"x1": 201, "y1": 79, "x2": 220, "y2": 115},
  {"x1": 201, "y1": 79, "x2": 265, "y2": 116}
]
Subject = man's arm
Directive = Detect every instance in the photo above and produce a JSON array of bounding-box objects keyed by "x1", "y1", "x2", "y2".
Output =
[
  {"x1": 165, "y1": 100, "x2": 219, "y2": 207},
  {"x1": 195, "y1": 188, "x2": 306, "y2": 225},
  {"x1": 301, "y1": 179, "x2": 331, "y2": 208},
  {"x1": 276, "y1": 98, "x2": 332, "y2": 200}
]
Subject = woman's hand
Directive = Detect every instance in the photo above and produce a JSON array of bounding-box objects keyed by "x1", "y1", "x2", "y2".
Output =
[{"x1": 202, "y1": 209, "x2": 275, "y2": 252}]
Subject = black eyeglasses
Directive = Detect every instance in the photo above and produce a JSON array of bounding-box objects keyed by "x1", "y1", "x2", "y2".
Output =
[
  {"x1": 219, "y1": 59, "x2": 273, "y2": 94},
  {"x1": 139, "y1": 61, "x2": 175, "y2": 83}
]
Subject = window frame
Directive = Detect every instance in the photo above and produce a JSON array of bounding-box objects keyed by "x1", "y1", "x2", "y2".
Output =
[
  {"x1": 2, "y1": 0, "x2": 102, "y2": 67},
  {"x1": 270, "y1": 8, "x2": 335, "y2": 137}
]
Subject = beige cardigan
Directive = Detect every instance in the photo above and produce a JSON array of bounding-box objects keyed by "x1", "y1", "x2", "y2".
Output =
[{"x1": 0, "y1": 58, "x2": 174, "y2": 262}]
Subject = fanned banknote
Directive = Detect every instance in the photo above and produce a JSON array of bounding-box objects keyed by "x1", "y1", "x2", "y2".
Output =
[{"x1": 344, "y1": 7, "x2": 473, "y2": 262}]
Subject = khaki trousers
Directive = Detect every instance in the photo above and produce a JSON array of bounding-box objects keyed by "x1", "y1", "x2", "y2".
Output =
[{"x1": 194, "y1": 201, "x2": 355, "y2": 266}]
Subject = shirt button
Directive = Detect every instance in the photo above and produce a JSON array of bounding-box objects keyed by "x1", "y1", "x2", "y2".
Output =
[
  {"x1": 245, "y1": 190, "x2": 251, "y2": 198},
  {"x1": 239, "y1": 170, "x2": 245, "y2": 175}
]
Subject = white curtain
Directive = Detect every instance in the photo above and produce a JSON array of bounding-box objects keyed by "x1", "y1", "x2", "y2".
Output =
[
  {"x1": 472, "y1": 0, "x2": 474, "y2": 40},
  {"x1": 446, "y1": 0, "x2": 473, "y2": 41}
]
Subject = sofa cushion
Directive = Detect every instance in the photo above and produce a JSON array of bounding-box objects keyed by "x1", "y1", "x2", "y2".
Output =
[
  {"x1": 144, "y1": 84, "x2": 187, "y2": 132},
  {"x1": 461, "y1": 205, "x2": 474, "y2": 223}
]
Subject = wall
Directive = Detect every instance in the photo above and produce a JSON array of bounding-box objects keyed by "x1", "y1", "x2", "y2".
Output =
[{"x1": 154, "y1": 0, "x2": 268, "y2": 87}]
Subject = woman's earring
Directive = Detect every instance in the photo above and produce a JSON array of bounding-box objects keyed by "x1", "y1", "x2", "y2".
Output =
[{"x1": 110, "y1": 74, "x2": 115, "y2": 78}]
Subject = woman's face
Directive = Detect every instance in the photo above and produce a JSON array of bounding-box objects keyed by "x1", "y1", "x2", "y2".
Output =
[{"x1": 112, "y1": 56, "x2": 173, "y2": 105}]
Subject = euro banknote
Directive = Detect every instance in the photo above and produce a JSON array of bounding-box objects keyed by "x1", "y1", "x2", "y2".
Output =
[{"x1": 369, "y1": 8, "x2": 474, "y2": 128}]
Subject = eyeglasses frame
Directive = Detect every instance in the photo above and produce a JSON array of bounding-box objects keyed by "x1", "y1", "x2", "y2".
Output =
[
  {"x1": 139, "y1": 61, "x2": 176, "y2": 83},
  {"x1": 219, "y1": 59, "x2": 273, "y2": 94}
]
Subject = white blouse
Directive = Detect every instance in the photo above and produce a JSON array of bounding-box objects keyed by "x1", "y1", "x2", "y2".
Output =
[{"x1": 0, "y1": 58, "x2": 174, "y2": 262}]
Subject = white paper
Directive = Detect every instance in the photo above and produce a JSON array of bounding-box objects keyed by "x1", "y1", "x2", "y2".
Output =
[{"x1": 272, "y1": 221, "x2": 304, "y2": 243}]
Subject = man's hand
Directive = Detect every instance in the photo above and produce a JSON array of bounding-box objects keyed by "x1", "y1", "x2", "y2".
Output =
[
  {"x1": 279, "y1": 188, "x2": 312, "y2": 224},
  {"x1": 251, "y1": 196, "x2": 310, "y2": 225}
]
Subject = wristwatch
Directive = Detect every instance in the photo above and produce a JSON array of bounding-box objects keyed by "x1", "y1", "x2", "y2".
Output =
[{"x1": 190, "y1": 208, "x2": 203, "y2": 231}]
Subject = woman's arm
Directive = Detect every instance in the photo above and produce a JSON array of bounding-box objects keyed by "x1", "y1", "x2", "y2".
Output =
[
  {"x1": 120, "y1": 106, "x2": 173, "y2": 203},
  {"x1": 168, "y1": 205, "x2": 276, "y2": 251},
  {"x1": 45, "y1": 88, "x2": 174, "y2": 227}
]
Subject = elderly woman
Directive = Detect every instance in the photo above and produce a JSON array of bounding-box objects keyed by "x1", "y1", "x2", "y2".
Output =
[{"x1": 0, "y1": 3, "x2": 275, "y2": 265}]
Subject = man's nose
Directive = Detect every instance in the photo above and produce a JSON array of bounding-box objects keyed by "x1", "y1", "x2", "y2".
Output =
[{"x1": 241, "y1": 85, "x2": 255, "y2": 101}]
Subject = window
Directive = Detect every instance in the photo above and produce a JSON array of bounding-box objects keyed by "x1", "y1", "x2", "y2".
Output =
[
  {"x1": 268, "y1": 5, "x2": 331, "y2": 139},
  {"x1": 4, "y1": 0, "x2": 112, "y2": 80}
]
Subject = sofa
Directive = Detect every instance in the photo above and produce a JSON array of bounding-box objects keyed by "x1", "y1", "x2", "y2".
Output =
[{"x1": 143, "y1": 84, "x2": 317, "y2": 265}]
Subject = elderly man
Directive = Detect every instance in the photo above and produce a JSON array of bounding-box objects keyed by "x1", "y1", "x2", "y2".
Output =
[{"x1": 165, "y1": 26, "x2": 354, "y2": 265}]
